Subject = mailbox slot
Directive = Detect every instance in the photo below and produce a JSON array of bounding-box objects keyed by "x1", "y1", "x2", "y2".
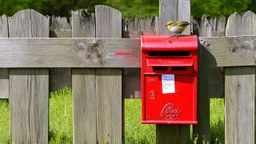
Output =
[
  {"x1": 148, "y1": 51, "x2": 190, "y2": 56},
  {"x1": 145, "y1": 56, "x2": 194, "y2": 75}
]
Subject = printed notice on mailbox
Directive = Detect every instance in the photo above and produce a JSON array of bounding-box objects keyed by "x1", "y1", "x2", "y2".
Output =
[{"x1": 162, "y1": 74, "x2": 175, "y2": 94}]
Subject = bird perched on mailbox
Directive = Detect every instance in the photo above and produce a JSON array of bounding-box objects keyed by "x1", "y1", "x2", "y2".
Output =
[{"x1": 165, "y1": 21, "x2": 191, "y2": 37}]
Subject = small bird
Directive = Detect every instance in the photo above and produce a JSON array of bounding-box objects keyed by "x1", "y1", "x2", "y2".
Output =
[{"x1": 165, "y1": 21, "x2": 191, "y2": 37}]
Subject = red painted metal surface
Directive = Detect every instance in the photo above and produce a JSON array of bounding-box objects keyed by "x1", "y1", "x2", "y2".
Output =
[{"x1": 141, "y1": 35, "x2": 198, "y2": 124}]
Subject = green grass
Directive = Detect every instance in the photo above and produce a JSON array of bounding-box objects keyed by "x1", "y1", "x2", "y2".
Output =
[
  {"x1": 49, "y1": 87, "x2": 73, "y2": 144},
  {"x1": 125, "y1": 99, "x2": 156, "y2": 143},
  {"x1": 0, "y1": 88, "x2": 225, "y2": 144},
  {"x1": 209, "y1": 98, "x2": 224, "y2": 143},
  {"x1": 0, "y1": 100, "x2": 10, "y2": 144}
]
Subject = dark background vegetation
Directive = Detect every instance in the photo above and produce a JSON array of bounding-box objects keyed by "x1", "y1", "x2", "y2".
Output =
[{"x1": 0, "y1": 0, "x2": 255, "y2": 18}]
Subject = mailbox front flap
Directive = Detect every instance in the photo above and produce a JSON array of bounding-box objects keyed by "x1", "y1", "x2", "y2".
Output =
[{"x1": 147, "y1": 56, "x2": 193, "y2": 67}]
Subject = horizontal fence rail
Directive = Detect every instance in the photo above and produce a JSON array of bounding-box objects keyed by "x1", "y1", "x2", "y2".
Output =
[{"x1": 0, "y1": 37, "x2": 255, "y2": 67}]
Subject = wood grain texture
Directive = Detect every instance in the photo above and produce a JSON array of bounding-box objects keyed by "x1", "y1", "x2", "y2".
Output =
[
  {"x1": 0, "y1": 15, "x2": 8, "y2": 99},
  {"x1": 72, "y1": 10, "x2": 95, "y2": 37},
  {"x1": 0, "y1": 38, "x2": 140, "y2": 68},
  {"x1": 0, "y1": 15, "x2": 8, "y2": 37},
  {"x1": 224, "y1": 10, "x2": 256, "y2": 144},
  {"x1": 72, "y1": 9, "x2": 97, "y2": 144},
  {"x1": 9, "y1": 9, "x2": 49, "y2": 143},
  {"x1": 10, "y1": 69, "x2": 49, "y2": 144},
  {"x1": 226, "y1": 11, "x2": 256, "y2": 36},
  {"x1": 8, "y1": 9, "x2": 49, "y2": 37},
  {"x1": 157, "y1": 0, "x2": 191, "y2": 143},
  {"x1": 95, "y1": 5, "x2": 122, "y2": 38},
  {"x1": 225, "y1": 67, "x2": 255, "y2": 144},
  {"x1": 178, "y1": 0, "x2": 191, "y2": 35},
  {"x1": 95, "y1": 5, "x2": 122, "y2": 144},
  {"x1": 0, "y1": 36, "x2": 256, "y2": 68},
  {"x1": 72, "y1": 69, "x2": 97, "y2": 143},
  {"x1": 156, "y1": 125, "x2": 190, "y2": 144},
  {"x1": 96, "y1": 69, "x2": 122, "y2": 144},
  {"x1": 126, "y1": 17, "x2": 157, "y2": 31},
  {"x1": 159, "y1": 0, "x2": 178, "y2": 34}
]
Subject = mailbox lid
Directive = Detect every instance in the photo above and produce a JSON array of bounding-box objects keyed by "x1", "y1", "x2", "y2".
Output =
[{"x1": 141, "y1": 35, "x2": 198, "y2": 51}]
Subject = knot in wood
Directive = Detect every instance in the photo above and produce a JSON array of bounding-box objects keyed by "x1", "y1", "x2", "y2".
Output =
[{"x1": 199, "y1": 38, "x2": 211, "y2": 49}]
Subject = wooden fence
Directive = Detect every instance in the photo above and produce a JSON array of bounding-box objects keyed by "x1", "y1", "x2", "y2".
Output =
[{"x1": 0, "y1": 0, "x2": 256, "y2": 143}]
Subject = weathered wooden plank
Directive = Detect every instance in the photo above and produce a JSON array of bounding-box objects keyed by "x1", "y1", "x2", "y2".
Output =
[
  {"x1": 226, "y1": 11, "x2": 256, "y2": 36},
  {"x1": 224, "y1": 10, "x2": 256, "y2": 144},
  {"x1": 225, "y1": 67, "x2": 255, "y2": 144},
  {"x1": 156, "y1": 125, "x2": 190, "y2": 144},
  {"x1": 10, "y1": 69, "x2": 49, "y2": 144},
  {"x1": 9, "y1": 9, "x2": 49, "y2": 143},
  {"x1": 157, "y1": 0, "x2": 191, "y2": 143},
  {"x1": 0, "y1": 15, "x2": 8, "y2": 99},
  {"x1": 178, "y1": 0, "x2": 191, "y2": 35},
  {"x1": 96, "y1": 69, "x2": 122, "y2": 144},
  {"x1": 95, "y1": 5, "x2": 122, "y2": 38},
  {"x1": 8, "y1": 9, "x2": 49, "y2": 37},
  {"x1": 0, "y1": 15, "x2": 8, "y2": 37},
  {"x1": 126, "y1": 17, "x2": 157, "y2": 32},
  {"x1": 159, "y1": 0, "x2": 178, "y2": 35},
  {"x1": 213, "y1": 16, "x2": 226, "y2": 36},
  {"x1": 95, "y1": 5, "x2": 122, "y2": 144},
  {"x1": 72, "y1": 10, "x2": 95, "y2": 37},
  {"x1": 72, "y1": 9, "x2": 97, "y2": 144},
  {"x1": 0, "y1": 38, "x2": 140, "y2": 68},
  {"x1": 0, "y1": 36, "x2": 256, "y2": 68},
  {"x1": 72, "y1": 69, "x2": 97, "y2": 143}
]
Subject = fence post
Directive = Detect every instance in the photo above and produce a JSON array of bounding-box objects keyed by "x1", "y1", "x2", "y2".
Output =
[
  {"x1": 156, "y1": 0, "x2": 191, "y2": 143},
  {"x1": 8, "y1": 10, "x2": 49, "y2": 143},
  {"x1": 224, "y1": 11, "x2": 256, "y2": 144}
]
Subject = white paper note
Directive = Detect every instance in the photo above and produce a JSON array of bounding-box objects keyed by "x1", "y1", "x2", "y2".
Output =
[{"x1": 162, "y1": 74, "x2": 175, "y2": 94}]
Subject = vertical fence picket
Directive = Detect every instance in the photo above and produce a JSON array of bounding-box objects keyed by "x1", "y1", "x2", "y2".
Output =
[
  {"x1": 8, "y1": 10, "x2": 49, "y2": 143},
  {"x1": 224, "y1": 11, "x2": 256, "y2": 144},
  {"x1": 157, "y1": 0, "x2": 191, "y2": 143},
  {"x1": 71, "y1": 9, "x2": 97, "y2": 143},
  {"x1": 0, "y1": 15, "x2": 8, "y2": 99},
  {"x1": 95, "y1": 5, "x2": 122, "y2": 144}
]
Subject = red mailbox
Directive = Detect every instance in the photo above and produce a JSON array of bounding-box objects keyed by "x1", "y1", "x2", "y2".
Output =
[{"x1": 141, "y1": 35, "x2": 198, "y2": 124}]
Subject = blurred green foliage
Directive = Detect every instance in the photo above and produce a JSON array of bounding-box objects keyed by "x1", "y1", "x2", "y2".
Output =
[{"x1": 0, "y1": 0, "x2": 255, "y2": 18}]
